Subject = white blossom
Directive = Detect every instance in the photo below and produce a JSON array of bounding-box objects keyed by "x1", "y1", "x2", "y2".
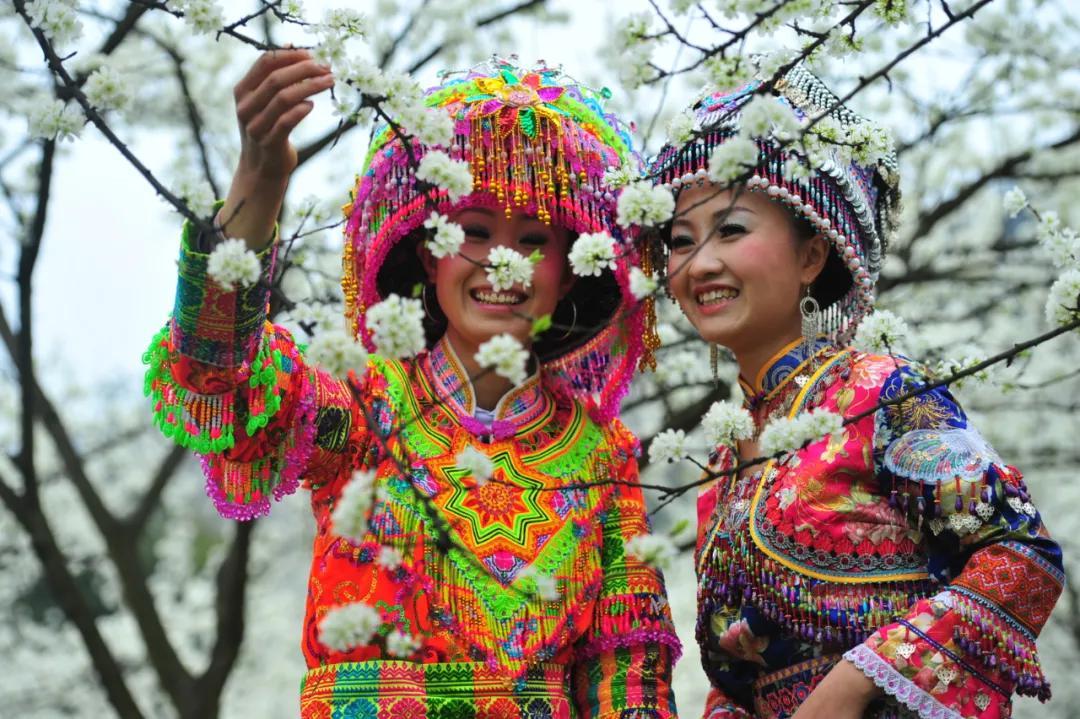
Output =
[
  {"x1": 385, "y1": 629, "x2": 422, "y2": 657},
  {"x1": 415, "y1": 151, "x2": 473, "y2": 202},
  {"x1": 703, "y1": 56, "x2": 751, "y2": 90},
  {"x1": 568, "y1": 232, "x2": 617, "y2": 277},
  {"x1": 306, "y1": 329, "x2": 369, "y2": 380},
  {"x1": 1003, "y1": 186, "x2": 1028, "y2": 218},
  {"x1": 27, "y1": 98, "x2": 84, "y2": 142},
  {"x1": 666, "y1": 109, "x2": 698, "y2": 145},
  {"x1": 280, "y1": 267, "x2": 314, "y2": 303},
  {"x1": 365, "y1": 293, "x2": 426, "y2": 359},
  {"x1": 648, "y1": 429, "x2": 690, "y2": 464},
  {"x1": 423, "y1": 212, "x2": 465, "y2": 258},
  {"x1": 330, "y1": 470, "x2": 377, "y2": 542},
  {"x1": 176, "y1": 0, "x2": 226, "y2": 35},
  {"x1": 455, "y1": 445, "x2": 494, "y2": 485},
  {"x1": 174, "y1": 176, "x2": 216, "y2": 218},
  {"x1": 376, "y1": 546, "x2": 403, "y2": 571},
  {"x1": 398, "y1": 103, "x2": 455, "y2": 147},
  {"x1": 312, "y1": 35, "x2": 347, "y2": 70},
  {"x1": 842, "y1": 122, "x2": 894, "y2": 165},
  {"x1": 318, "y1": 602, "x2": 382, "y2": 652},
  {"x1": 624, "y1": 533, "x2": 677, "y2": 570},
  {"x1": 708, "y1": 137, "x2": 759, "y2": 184},
  {"x1": 759, "y1": 408, "x2": 845, "y2": 457},
  {"x1": 281, "y1": 0, "x2": 305, "y2": 17},
  {"x1": 701, "y1": 401, "x2": 754, "y2": 448},
  {"x1": 852, "y1": 310, "x2": 911, "y2": 354},
  {"x1": 26, "y1": 0, "x2": 83, "y2": 47},
  {"x1": 84, "y1": 65, "x2": 134, "y2": 114},
  {"x1": 739, "y1": 95, "x2": 800, "y2": 140},
  {"x1": 602, "y1": 166, "x2": 635, "y2": 190},
  {"x1": 207, "y1": 238, "x2": 261, "y2": 290},
  {"x1": 321, "y1": 8, "x2": 368, "y2": 37},
  {"x1": 1045, "y1": 269, "x2": 1080, "y2": 328},
  {"x1": 475, "y1": 334, "x2": 530, "y2": 386},
  {"x1": 617, "y1": 182, "x2": 675, "y2": 228},
  {"x1": 343, "y1": 58, "x2": 387, "y2": 97},
  {"x1": 519, "y1": 567, "x2": 561, "y2": 601},
  {"x1": 629, "y1": 268, "x2": 659, "y2": 300},
  {"x1": 486, "y1": 246, "x2": 536, "y2": 291}
]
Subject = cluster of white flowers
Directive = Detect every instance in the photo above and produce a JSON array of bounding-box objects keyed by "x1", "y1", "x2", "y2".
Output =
[
  {"x1": 759, "y1": 408, "x2": 845, "y2": 457},
  {"x1": 612, "y1": 13, "x2": 656, "y2": 88},
  {"x1": 486, "y1": 246, "x2": 536, "y2": 291},
  {"x1": 703, "y1": 56, "x2": 752, "y2": 91},
  {"x1": 648, "y1": 429, "x2": 690, "y2": 464},
  {"x1": 569, "y1": 232, "x2": 617, "y2": 277},
  {"x1": 1003, "y1": 186, "x2": 1028, "y2": 218},
  {"x1": 322, "y1": 7, "x2": 368, "y2": 37},
  {"x1": 602, "y1": 166, "x2": 635, "y2": 190},
  {"x1": 852, "y1": 310, "x2": 911, "y2": 355},
  {"x1": 385, "y1": 629, "x2": 422, "y2": 658},
  {"x1": 629, "y1": 267, "x2": 659, "y2": 300},
  {"x1": 26, "y1": 0, "x2": 83, "y2": 47},
  {"x1": 281, "y1": 0, "x2": 305, "y2": 17},
  {"x1": 27, "y1": 98, "x2": 84, "y2": 142},
  {"x1": 376, "y1": 546, "x2": 403, "y2": 571},
  {"x1": 365, "y1": 294, "x2": 426, "y2": 359},
  {"x1": 415, "y1": 151, "x2": 473, "y2": 202},
  {"x1": 280, "y1": 266, "x2": 314, "y2": 303},
  {"x1": 318, "y1": 602, "x2": 382, "y2": 652},
  {"x1": 172, "y1": 175, "x2": 216, "y2": 218},
  {"x1": 307, "y1": 329, "x2": 369, "y2": 380},
  {"x1": 708, "y1": 136, "x2": 759, "y2": 184},
  {"x1": 624, "y1": 533, "x2": 677, "y2": 570},
  {"x1": 173, "y1": 0, "x2": 226, "y2": 35},
  {"x1": 616, "y1": 182, "x2": 675, "y2": 229},
  {"x1": 455, "y1": 445, "x2": 495, "y2": 484},
  {"x1": 1046, "y1": 269, "x2": 1080, "y2": 328},
  {"x1": 207, "y1": 238, "x2": 261, "y2": 290},
  {"x1": 423, "y1": 212, "x2": 465, "y2": 258},
  {"x1": 739, "y1": 95, "x2": 800, "y2": 140},
  {"x1": 935, "y1": 353, "x2": 990, "y2": 388},
  {"x1": 666, "y1": 109, "x2": 698, "y2": 145},
  {"x1": 1036, "y1": 212, "x2": 1080, "y2": 269},
  {"x1": 84, "y1": 65, "x2": 134, "y2": 114},
  {"x1": 809, "y1": 117, "x2": 894, "y2": 167},
  {"x1": 873, "y1": 0, "x2": 911, "y2": 25},
  {"x1": 519, "y1": 567, "x2": 561, "y2": 602},
  {"x1": 330, "y1": 470, "x2": 377, "y2": 542},
  {"x1": 475, "y1": 334, "x2": 530, "y2": 386},
  {"x1": 701, "y1": 401, "x2": 754, "y2": 448},
  {"x1": 397, "y1": 104, "x2": 455, "y2": 147}
]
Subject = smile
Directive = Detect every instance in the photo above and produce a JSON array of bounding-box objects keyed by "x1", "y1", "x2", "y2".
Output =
[
  {"x1": 471, "y1": 289, "x2": 527, "y2": 306},
  {"x1": 696, "y1": 288, "x2": 739, "y2": 305}
]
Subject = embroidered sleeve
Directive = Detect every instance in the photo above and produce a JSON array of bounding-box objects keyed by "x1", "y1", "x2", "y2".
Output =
[
  {"x1": 143, "y1": 220, "x2": 360, "y2": 519},
  {"x1": 571, "y1": 426, "x2": 681, "y2": 719},
  {"x1": 703, "y1": 685, "x2": 753, "y2": 719},
  {"x1": 844, "y1": 362, "x2": 1064, "y2": 719}
]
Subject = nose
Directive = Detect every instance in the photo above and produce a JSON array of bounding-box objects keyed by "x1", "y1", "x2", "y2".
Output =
[{"x1": 685, "y1": 239, "x2": 725, "y2": 281}]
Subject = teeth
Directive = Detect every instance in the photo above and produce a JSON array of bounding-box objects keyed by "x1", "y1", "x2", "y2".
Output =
[
  {"x1": 697, "y1": 288, "x2": 738, "y2": 304},
  {"x1": 474, "y1": 290, "x2": 523, "y2": 305}
]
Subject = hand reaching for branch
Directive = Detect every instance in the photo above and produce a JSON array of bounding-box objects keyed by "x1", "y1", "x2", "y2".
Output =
[{"x1": 219, "y1": 49, "x2": 335, "y2": 250}]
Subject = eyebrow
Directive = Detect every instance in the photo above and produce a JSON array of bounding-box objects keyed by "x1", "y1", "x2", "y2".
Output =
[
  {"x1": 458, "y1": 207, "x2": 495, "y2": 218},
  {"x1": 671, "y1": 204, "x2": 756, "y2": 227}
]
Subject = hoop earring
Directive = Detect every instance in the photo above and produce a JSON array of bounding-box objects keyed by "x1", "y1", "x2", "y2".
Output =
[
  {"x1": 422, "y1": 284, "x2": 438, "y2": 322},
  {"x1": 556, "y1": 298, "x2": 578, "y2": 341},
  {"x1": 800, "y1": 287, "x2": 821, "y2": 373}
]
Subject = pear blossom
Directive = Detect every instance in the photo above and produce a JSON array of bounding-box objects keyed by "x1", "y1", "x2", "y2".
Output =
[
  {"x1": 307, "y1": 330, "x2": 369, "y2": 380},
  {"x1": 25, "y1": 0, "x2": 83, "y2": 47},
  {"x1": 568, "y1": 232, "x2": 617, "y2": 277},
  {"x1": 423, "y1": 212, "x2": 465, "y2": 258},
  {"x1": 1003, "y1": 186, "x2": 1028, "y2": 218},
  {"x1": 1045, "y1": 269, "x2": 1080, "y2": 327},
  {"x1": 385, "y1": 629, "x2": 422, "y2": 658},
  {"x1": 26, "y1": 98, "x2": 84, "y2": 142},
  {"x1": 739, "y1": 95, "x2": 799, "y2": 139},
  {"x1": 852, "y1": 310, "x2": 911, "y2": 355},
  {"x1": 415, "y1": 151, "x2": 473, "y2": 201},
  {"x1": 175, "y1": 0, "x2": 226, "y2": 35},
  {"x1": 319, "y1": 602, "x2": 382, "y2": 652},
  {"x1": 624, "y1": 533, "x2": 677, "y2": 570},
  {"x1": 617, "y1": 182, "x2": 675, "y2": 228},
  {"x1": 1043, "y1": 226, "x2": 1079, "y2": 269},
  {"x1": 701, "y1": 401, "x2": 754, "y2": 448},
  {"x1": 759, "y1": 408, "x2": 845, "y2": 457},
  {"x1": 330, "y1": 470, "x2": 377, "y2": 542},
  {"x1": 398, "y1": 104, "x2": 455, "y2": 147},
  {"x1": 666, "y1": 109, "x2": 698, "y2": 145},
  {"x1": 648, "y1": 429, "x2": 690, "y2": 465},
  {"x1": 486, "y1": 246, "x2": 535, "y2": 291},
  {"x1": 321, "y1": 8, "x2": 368, "y2": 37},
  {"x1": 207, "y1": 238, "x2": 261, "y2": 290},
  {"x1": 708, "y1": 137, "x2": 759, "y2": 184},
  {"x1": 84, "y1": 65, "x2": 134, "y2": 114},
  {"x1": 376, "y1": 546, "x2": 403, "y2": 571},
  {"x1": 519, "y1": 567, "x2": 560, "y2": 601},
  {"x1": 475, "y1": 334, "x2": 530, "y2": 386},
  {"x1": 365, "y1": 294, "x2": 426, "y2": 359},
  {"x1": 455, "y1": 445, "x2": 494, "y2": 484},
  {"x1": 173, "y1": 176, "x2": 216, "y2": 218},
  {"x1": 629, "y1": 268, "x2": 659, "y2": 300}
]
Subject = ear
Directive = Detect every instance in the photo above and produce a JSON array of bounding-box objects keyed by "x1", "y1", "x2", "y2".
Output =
[
  {"x1": 798, "y1": 234, "x2": 830, "y2": 286},
  {"x1": 416, "y1": 240, "x2": 438, "y2": 283}
]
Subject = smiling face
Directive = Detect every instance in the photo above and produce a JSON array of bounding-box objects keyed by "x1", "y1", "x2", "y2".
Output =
[
  {"x1": 666, "y1": 184, "x2": 828, "y2": 362},
  {"x1": 420, "y1": 207, "x2": 575, "y2": 361}
]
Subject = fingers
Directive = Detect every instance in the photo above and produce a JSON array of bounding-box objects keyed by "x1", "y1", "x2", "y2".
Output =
[
  {"x1": 239, "y1": 67, "x2": 334, "y2": 143},
  {"x1": 233, "y1": 48, "x2": 317, "y2": 98},
  {"x1": 263, "y1": 100, "x2": 316, "y2": 147}
]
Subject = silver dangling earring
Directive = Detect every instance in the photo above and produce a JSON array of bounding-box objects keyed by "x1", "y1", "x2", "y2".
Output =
[
  {"x1": 556, "y1": 298, "x2": 579, "y2": 340},
  {"x1": 422, "y1": 284, "x2": 437, "y2": 321},
  {"x1": 800, "y1": 286, "x2": 821, "y2": 381},
  {"x1": 710, "y1": 344, "x2": 720, "y2": 388}
]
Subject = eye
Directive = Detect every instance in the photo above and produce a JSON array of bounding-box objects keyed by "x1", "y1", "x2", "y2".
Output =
[
  {"x1": 716, "y1": 223, "x2": 746, "y2": 238},
  {"x1": 463, "y1": 225, "x2": 490, "y2": 241},
  {"x1": 666, "y1": 234, "x2": 695, "y2": 252},
  {"x1": 519, "y1": 233, "x2": 550, "y2": 248}
]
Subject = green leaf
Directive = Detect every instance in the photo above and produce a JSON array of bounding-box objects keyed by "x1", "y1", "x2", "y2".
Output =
[
  {"x1": 531, "y1": 314, "x2": 552, "y2": 337},
  {"x1": 411, "y1": 282, "x2": 424, "y2": 298},
  {"x1": 528, "y1": 250, "x2": 544, "y2": 264},
  {"x1": 519, "y1": 107, "x2": 537, "y2": 138}
]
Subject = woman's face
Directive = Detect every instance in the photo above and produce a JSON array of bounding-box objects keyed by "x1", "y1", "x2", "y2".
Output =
[
  {"x1": 666, "y1": 184, "x2": 827, "y2": 356},
  {"x1": 422, "y1": 207, "x2": 574, "y2": 356}
]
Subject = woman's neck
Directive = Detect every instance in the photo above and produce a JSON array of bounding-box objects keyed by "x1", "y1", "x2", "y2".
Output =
[
  {"x1": 443, "y1": 329, "x2": 519, "y2": 411},
  {"x1": 732, "y1": 331, "x2": 804, "y2": 394}
]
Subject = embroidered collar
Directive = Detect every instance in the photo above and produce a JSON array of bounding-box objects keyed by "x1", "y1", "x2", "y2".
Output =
[
  {"x1": 738, "y1": 336, "x2": 835, "y2": 408},
  {"x1": 421, "y1": 336, "x2": 549, "y2": 439}
]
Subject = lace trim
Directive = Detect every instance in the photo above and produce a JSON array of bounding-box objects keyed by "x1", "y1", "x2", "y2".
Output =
[{"x1": 843, "y1": 645, "x2": 964, "y2": 719}]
